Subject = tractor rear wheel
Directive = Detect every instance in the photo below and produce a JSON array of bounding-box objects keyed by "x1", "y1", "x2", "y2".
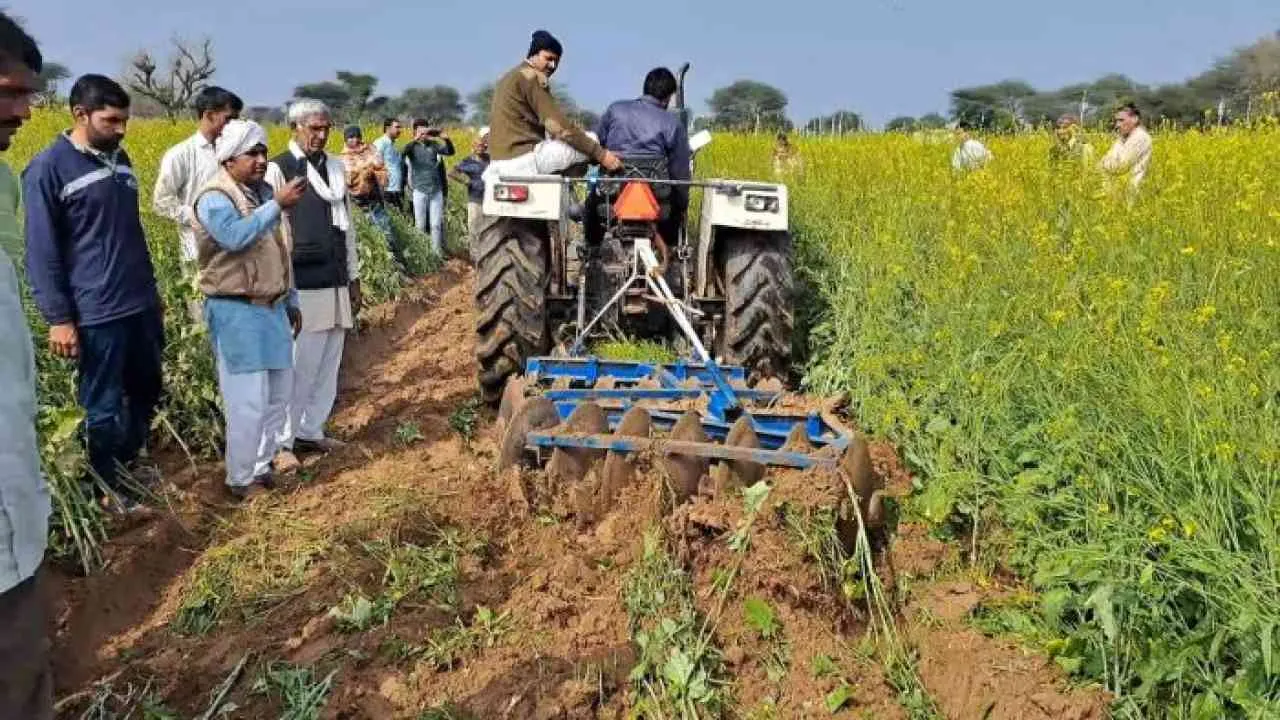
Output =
[
  {"x1": 718, "y1": 232, "x2": 794, "y2": 382},
  {"x1": 474, "y1": 218, "x2": 551, "y2": 404}
]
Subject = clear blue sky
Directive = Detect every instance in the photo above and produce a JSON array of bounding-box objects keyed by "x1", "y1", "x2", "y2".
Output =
[{"x1": 13, "y1": 0, "x2": 1279, "y2": 127}]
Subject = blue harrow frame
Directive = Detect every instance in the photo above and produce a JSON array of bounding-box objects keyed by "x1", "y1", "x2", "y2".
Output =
[{"x1": 515, "y1": 356, "x2": 851, "y2": 471}]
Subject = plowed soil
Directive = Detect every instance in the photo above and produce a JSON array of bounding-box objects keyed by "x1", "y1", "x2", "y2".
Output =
[{"x1": 49, "y1": 260, "x2": 1109, "y2": 719}]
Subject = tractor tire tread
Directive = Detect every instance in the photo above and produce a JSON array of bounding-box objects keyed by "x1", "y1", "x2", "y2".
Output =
[
  {"x1": 474, "y1": 220, "x2": 550, "y2": 403},
  {"x1": 719, "y1": 233, "x2": 794, "y2": 381}
]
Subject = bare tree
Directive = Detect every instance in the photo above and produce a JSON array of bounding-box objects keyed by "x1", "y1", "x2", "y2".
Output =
[{"x1": 126, "y1": 38, "x2": 216, "y2": 120}]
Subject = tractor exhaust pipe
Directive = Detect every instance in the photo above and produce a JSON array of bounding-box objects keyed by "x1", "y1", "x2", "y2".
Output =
[{"x1": 676, "y1": 62, "x2": 691, "y2": 130}]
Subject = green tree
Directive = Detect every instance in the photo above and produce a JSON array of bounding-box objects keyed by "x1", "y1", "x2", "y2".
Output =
[
  {"x1": 294, "y1": 71, "x2": 390, "y2": 123},
  {"x1": 805, "y1": 110, "x2": 863, "y2": 134},
  {"x1": 707, "y1": 80, "x2": 789, "y2": 132},
  {"x1": 467, "y1": 83, "x2": 494, "y2": 125},
  {"x1": 1138, "y1": 84, "x2": 1209, "y2": 126},
  {"x1": 918, "y1": 112, "x2": 948, "y2": 129},
  {"x1": 293, "y1": 81, "x2": 351, "y2": 117},
  {"x1": 391, "y1": 86, "x2": 464, "y2": 125},
  {"x1": 34, "y1": 61, "x2": 70, "y2": 106},
  {"x1": 551, "y1": 85, "x2": 599, "y2": 130},
  {"x1": 335, "y1": 71, "x2": 388, "y2": 121},
  {"x1": 950, "y1": 79, "x2": 1037, "y2": 130},
  {"x1": 884, "y1": 115, "x2": 916, "y2": 132},
  {"x1": 1236, "y1": 31, "x2": 1280, "y2": 98},
  {"x1": 244, "y1": 105, "x2": 285, "y2": 125}
]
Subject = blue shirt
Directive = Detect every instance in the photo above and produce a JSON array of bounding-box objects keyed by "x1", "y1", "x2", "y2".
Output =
[
  {"x1": 0, "y1": 162, "x2": 49, "y2": 594},
  {"x1": 373, "y1": 136, "x2": 404, "y2": 192},
  {"x1": 22, "y1": 134, "x2": 159, "y2": 327},
  {"x1": 455, "y1": 154, "x2": 489, "y2": 202},
  {"x1": 196, "y1": 187, "x2": 297, "y2": 375},
  {"x1": 596, "y1": 96, "x2": 693, "y2": 209}
]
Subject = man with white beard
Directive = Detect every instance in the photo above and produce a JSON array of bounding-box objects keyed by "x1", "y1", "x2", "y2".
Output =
[{"x1": 266, "y1": 99, "x2": 359, "y2": 463}]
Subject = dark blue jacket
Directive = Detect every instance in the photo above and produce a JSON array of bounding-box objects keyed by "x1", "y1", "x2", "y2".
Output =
[
  {"x1": 454, "y1": 154, "x2": 489, "y2": 202},
  {"x1": 22, "y1": 134, "x2": 158, "y2": 327},
  {"x1": 596, "y1": 95, "x2": 692, "y2": 209}
]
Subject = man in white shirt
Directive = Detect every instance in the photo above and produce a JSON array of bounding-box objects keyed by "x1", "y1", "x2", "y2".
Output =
[
  {"x1": 951, "y1": 122, "x2": 992, "y2": 172},
  {"x1": 153, "y1": 86, "x2": 243, "y2": 266},
  {"x1": 1100, "y1": 102, "x2": 1153, "y2": 193}
]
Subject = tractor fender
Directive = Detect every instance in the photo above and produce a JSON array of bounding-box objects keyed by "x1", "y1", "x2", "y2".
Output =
[{"x1": 695, "y1": 181, "x2": 790, "y2": 296}]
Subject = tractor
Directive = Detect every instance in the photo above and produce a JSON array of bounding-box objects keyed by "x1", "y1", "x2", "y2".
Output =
[
  {"x1": 472, "y1": 63, "x2": 795, "y2": 405},
  {"x1": 470, "y1": 67, "x2": 888, "y2": 574}
]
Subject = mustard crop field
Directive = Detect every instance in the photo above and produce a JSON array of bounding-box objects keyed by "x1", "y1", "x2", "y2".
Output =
[{"x1": 8, "y1": 112, "x2": 1279, "y2": 717}]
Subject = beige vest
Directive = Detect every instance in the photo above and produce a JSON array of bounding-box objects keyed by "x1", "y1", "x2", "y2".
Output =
[{"x1": 193, "y1": 169, "x2": 292, "y2": 301}]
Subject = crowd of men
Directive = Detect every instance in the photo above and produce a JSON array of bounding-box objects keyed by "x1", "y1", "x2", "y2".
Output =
[
  {"x1": 0, "y1": 11, "x2": 1169, "y2": 713},
  {"x1": 951, "y1": 103, "x2": 1156, "y2": 194},
  {"x1": 0, "y1": 19, "x2": 695, "y2": 716}
]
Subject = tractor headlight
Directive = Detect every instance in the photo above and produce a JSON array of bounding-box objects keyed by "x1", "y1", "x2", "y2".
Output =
[{"x1": 744, "y1": 194, "x2": 780, "y2": 213}]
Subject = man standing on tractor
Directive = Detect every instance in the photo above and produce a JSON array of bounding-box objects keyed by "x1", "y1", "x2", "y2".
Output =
[
  {"x1": 486, "y1": 29, "x2": 624, "y2": 178},
  {"x1": 596, "y1": 67, "x2": 692, "y2": 247}
]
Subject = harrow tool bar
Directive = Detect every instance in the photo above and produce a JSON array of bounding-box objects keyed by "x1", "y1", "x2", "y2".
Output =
[
  {"x1": 525, "y1": 433, "x2": 836, "y2": 470},
  {"x1": 524, "y1": 355, "x2": 848, "y2": 453},
  {"x1": 503, "y1": 353, "x2": 852, "y2": 477}
]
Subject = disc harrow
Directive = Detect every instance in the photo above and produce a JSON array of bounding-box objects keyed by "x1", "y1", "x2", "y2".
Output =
[
  {"x1": 494, "y1": 234, "x2": 886, "y2": 550},
  {"x1": 496, "y1": 355, "x2": 887, "y2": 539}
]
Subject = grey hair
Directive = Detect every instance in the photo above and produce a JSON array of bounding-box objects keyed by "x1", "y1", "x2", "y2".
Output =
[{"x1": 287, "y1": 98, "x2": 331, "y2": 127}]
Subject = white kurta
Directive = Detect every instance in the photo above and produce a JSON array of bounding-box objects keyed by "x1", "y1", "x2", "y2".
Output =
[
  {"x1": 216, "y1": 343, "x2": 292, "y2": 487},
  {"x1": 1101, "y1": 126, "x2": 1154, "y2": 190},
  {"x1": 265, "y1": 154, "x2": 359, "y2": 445},
  {"x1": 483, "y1": 133, "x2": 598, "y2": 180},
  {"x1": 264, "y1": 157, "x2": 360, "y2": 333},
  {"x1": 153, "y1": 132, "x2": 220, "y2": 263}
]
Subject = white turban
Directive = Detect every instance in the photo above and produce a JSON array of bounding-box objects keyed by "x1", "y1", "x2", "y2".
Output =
[
  {"x1": 215, "y1": 119, "x2": 269, "y2": 163},
  {"x1": 479, "y1": 126, "x2": 490, "y2": 139}
]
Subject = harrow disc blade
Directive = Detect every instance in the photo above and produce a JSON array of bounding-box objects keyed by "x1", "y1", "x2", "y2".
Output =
[
  {"x1": 548, "y1": 403, "x2": 609, "y2": 485},
  {"x1": 497, "y1": 397, "x2": 560, "y2": 473},
  {"x1": 597, "y1": 407, "x2": 653, "y2": 517},
  {"x1": 756, "y1": 377, "x2": 785, "y2": 394},
  {"x1": 496, "y1": 375, "x2": 528, "y2": 434},
  {"x1": 664, "y1": 411, "x2": 710, "y2": 505},
  {"x1": 841, "y1": 434, "x2": 885, "y2": 528},
  {"x1": 783, "y1": 424, "x2": 813, "y2": 452},
  {"x1": 712, "y1": 416, "x2": 765, "y2": 493}
]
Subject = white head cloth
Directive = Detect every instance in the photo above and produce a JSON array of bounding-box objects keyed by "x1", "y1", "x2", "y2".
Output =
[{"x1": 216, "y1": 119, "x2": 269, "y2": 163}]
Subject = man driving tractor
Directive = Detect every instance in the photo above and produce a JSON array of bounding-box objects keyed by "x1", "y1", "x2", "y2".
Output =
[
  {"x1": 594, "y1": 66, "x2": 693, "y2": 248},
  {"x1": 486, "y1": 29, "x2": 624, "y2": 178}
]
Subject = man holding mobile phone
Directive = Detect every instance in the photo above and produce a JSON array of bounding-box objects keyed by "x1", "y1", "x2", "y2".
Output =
[
  {"x1": 193, "y1": 119, "x2": 305, "y2": 500},
  {"x1": 403, "y1": 119, "x2": 454, "y2": 257}
]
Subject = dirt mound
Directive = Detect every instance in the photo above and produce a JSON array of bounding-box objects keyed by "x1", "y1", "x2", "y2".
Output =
[{"x1": 49, "y1": 260, "x2": 1110, "y2": 719}]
